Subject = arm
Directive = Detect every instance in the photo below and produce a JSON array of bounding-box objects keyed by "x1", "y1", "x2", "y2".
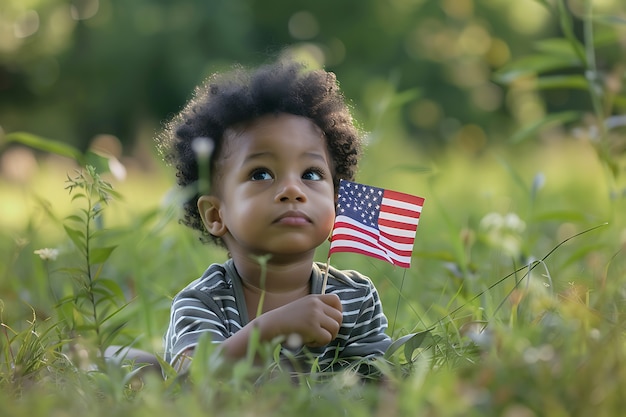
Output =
[
  {"x1": 165, "y1": 290, "x2": 343, "y2": 367},
  {"x1": 219, "y1": 293, "x2": 343, "y2": 360}
]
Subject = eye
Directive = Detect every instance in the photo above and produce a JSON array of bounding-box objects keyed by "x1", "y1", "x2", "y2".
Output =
[
  {"x1": 302, "y1": 168, "x2": 324, "y2": 181},
  {"x1": 250, "y1": 168, "x2": 273, "y2": 181}
]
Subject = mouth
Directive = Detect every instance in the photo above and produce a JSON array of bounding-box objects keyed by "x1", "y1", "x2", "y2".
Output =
[{"x1": 274, "y1": 210, "x2": 312, "y2": 225}]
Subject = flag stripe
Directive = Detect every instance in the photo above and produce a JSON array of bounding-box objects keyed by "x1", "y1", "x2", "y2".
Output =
[
  {"x1": 328, "y1": 180, "x2": 425, "y2": 268},
  {"x1": 378, "y1": 218, "x2": 419, "y2": 231},
  {"x1": 329, "y1": 241, "x2": 412, "y2": 267},
  {"x1": 331, "y1": 218, "x2": 416, "y2": 252},
  {"x1": 382, "y1": 197, "x2": 424, "y2": 213},
  {"x1": 380, "y1": 204, "x2": 422, "y2": 221},
  {"x1": 330, "y1": 232, "x2": 414, "y2": 258},
  {"x1": 384, "y1": 190, "x2": 424, "y2": 205}
]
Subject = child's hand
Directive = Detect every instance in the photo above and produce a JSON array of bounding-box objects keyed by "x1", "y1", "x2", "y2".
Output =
[
  {"x1": 263, "y1": 294, "x2": 343, "y2": 348},
  {"x1": 219, "y1": 294, "x2": 343, "y2": 360}
]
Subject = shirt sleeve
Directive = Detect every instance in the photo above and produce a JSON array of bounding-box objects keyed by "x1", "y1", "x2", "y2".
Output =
[
  {"x1": 163, "y1": 289, "x2": 230, "y2": 365},
  {"x1": 340, "y1": 281, "x2": 392, "y2": 359}
]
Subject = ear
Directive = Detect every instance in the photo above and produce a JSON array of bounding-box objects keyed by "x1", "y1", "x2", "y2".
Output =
[{"x1": 197, "y1": 195, "x2": 228, "y2": 237}]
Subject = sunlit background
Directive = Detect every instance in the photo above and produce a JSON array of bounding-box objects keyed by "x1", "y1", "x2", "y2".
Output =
[
  {"x1": 1, "y1": 3, "x2": 626, "y2": 413},
  {"x1": 1, "y1": 0, "x2": 625, "y2": 230}
]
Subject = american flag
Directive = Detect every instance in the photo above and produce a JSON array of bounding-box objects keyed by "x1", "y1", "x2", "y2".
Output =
[{"x1": 328, "y1": 180, "x2": 425, "y2": 268}]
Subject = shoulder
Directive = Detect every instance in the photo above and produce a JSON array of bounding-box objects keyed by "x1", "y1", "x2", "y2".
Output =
[
  {"x1": 315, "y1": 262, "x2": 378, "y2": 299},
  {"x1": 325, "y1": 264, "x2": 375, "y2": 288},
  {"x1": 172, "y1": 262, "x2": 232, "y2": 300}
]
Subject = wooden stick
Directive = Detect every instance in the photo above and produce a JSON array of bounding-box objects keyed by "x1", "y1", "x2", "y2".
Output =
[{"x1": 321, "y1": 256, "x2": 331, "y2": 294}]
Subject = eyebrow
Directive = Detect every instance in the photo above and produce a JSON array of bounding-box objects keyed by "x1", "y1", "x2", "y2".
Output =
[{"x1": 243, "y1": 151, "x2": 328, "y2": 164}]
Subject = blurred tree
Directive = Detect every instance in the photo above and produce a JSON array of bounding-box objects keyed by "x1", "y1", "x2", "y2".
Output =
[{"x1": 0, "y1": 0, "x2": 624, "y2": 155}]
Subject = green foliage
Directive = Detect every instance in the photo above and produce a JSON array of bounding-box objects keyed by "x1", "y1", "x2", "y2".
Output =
[
  {"x1": 495, "y1": 0, "x2": 626, "y2": 182},
  {"x1": 1, "y1": 134, "x2": 624, "y2": 415},
  {"x1": 0, "y1": 1, "x2": 625, "y2": 415},
  {"x1": 58, "y1": 166, "x2": 126, "y2": 357}
]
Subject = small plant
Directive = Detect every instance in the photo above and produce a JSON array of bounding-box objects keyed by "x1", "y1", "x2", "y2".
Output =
[{"x1": 56, "y1": 165, "x2": 126, "y2": 364}]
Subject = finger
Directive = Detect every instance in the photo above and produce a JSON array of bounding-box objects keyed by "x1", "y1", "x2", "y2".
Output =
[
  {"x1": 318, "y1": 313, "x2": 341, "y2": 339},
  {"x1": 321, "y1": 299, "x2": 343, "y2": 326},
  {"x1": 320, "y1": 294, "x2": 342, "y2": 311},
  {"x1": 306, "y1": 327, "x2": 334, "y2": 347}
]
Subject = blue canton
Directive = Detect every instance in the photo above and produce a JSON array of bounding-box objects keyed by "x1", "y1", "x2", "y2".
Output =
[{"x1": 337, "y1": 180, "x2": 384, "y2": 229}]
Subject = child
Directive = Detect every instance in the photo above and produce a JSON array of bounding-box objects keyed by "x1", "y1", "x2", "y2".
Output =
[{"x1": 158, "y1": 59, "x2": 392, "y2": 375}]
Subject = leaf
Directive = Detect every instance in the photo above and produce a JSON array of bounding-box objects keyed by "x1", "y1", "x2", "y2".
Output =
[
  {"x1": 384, "y1": 329, "x2": 432, "y2": 360},
  {"x1": 493, "y1": 55, "x2": 582, "y2": 85},
  {"x1": 509, "y1": 111, "x2": 581, "y2": 143},
  {"x1": 100, "y1": 300, "x2": 131, "y2": 323},
  {"x1": 534, "y1": 38, "x2": 583, "y2": 60},
  {"x1": 84, "y1": 151, "x2": 112, "y2": 175},
  {"x1": 57, "y1": 266, "x2": 87, "y2": 278},
  {"x1": 63, "y1": 225, "x2": 86, "y2": 251},
  {"x1": 71, "y1": 193, "x2": 87, "y2": 202},
  {"x1": 556, "y1": 0, "x2": 586, "y2": 64},
  {"x1": 90, "y1": 246, "x2": 117, "y2": 264},
  {"x1": 94, "y1": 278, "x2": 126, "y2": 302},
  {"x1": 535, "y1": 75, "x2": 588, "y2": 90},
  {"x1": 64, "y1": 214, "x2": 86, "y2": 225},
  {"x1": 101, "y1": 322, "x2": 128, "y2": 347},
  {"x1": 92, "y1": 287, "x2": 119, "y2": 304},
  {"x1": 2, "y1": 132, "x2": 84, "y2": 163}
]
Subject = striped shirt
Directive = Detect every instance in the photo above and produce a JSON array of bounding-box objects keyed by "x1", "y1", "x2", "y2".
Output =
[{"x1": 164, "y1": 259, "x2": 391, "y2": 372}]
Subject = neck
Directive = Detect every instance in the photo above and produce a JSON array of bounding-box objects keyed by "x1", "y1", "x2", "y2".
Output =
[{"x1": 230, "y1": 252, "x2": 315, "y2": 294}]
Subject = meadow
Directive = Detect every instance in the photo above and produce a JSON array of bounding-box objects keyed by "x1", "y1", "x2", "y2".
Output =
[{"x1": 1, "y1": 128, "x2": 624, "y2": 416}]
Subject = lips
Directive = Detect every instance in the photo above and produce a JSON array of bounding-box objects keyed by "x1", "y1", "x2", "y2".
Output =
[{"x1": 274, "y1": 210, "x2": 312, "y2": 225}]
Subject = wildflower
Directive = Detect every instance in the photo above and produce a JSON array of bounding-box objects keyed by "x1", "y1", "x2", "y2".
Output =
[
  {"x1": 503, "y1": 212, "x2": 526, "y2": 233},
  {"x1": 523, "y1": 344, "x2": 555, "y2": 364},
  {"x1": 191, "y1": 137, "x2": 214, "y2": 160},
  {"x1": 285, "y1": 333, "x2": 303, "y2": 349},
  {"x1": 192, "y1": 137, "x2": 214, "y2": 195},
  {"x1": 107, "y1": 156, "x2": 127, "y2": 181},
  {"x1": 33, "y1": 248, "x2": 59, "y2": 261},
  {"x1": 479, "y1": 212, "x2": 526, "y2": 257}
]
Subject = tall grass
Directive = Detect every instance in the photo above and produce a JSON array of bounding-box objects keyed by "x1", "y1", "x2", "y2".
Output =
[
  {"x1": 1, "y1": 136, "x2": 623, "y2": 416},
  {"x1": 1, "y1": 1, "x2": 625, "y2": 415}
]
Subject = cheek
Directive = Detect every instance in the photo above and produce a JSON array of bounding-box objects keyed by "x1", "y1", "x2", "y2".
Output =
[{"x1": 321, "y1": 198, "x2": 337, "y2": 231}]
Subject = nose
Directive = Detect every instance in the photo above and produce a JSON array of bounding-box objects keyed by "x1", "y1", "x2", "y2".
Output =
[{"x1": 276, "y1": 177, "x2": 306, "y2": 203}]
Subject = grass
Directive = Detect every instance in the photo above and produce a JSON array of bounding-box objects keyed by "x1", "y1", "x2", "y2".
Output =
[
  {"x1": 2, "y1": 1, "x2": 625, "y2": 413},
  {"x1": 1, "y1": 133, "x2": 625, "y2": 416}
]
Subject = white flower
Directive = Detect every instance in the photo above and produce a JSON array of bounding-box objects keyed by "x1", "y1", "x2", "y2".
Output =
[
  {"x1": 503, "y1": 213, "x2": 526, "y2": 233},
  {"x1": 479, "y1": 212, "x2": 526, "y2": 257},
  {"x1": 285, "y1": 333, "x2": 303, "y2": 349},
  {"x1": 479, "y1": 212, "x2": 503, "y2": 230},
  {"x1": 34, "y1": 248, "x2": 59, "y2": 261},
  {"x1": 191, "y1": 137, "x2": 214, "y2": 159},
  {"x1": 107, "y1": 156, "x2": 127, "y2": 181}
]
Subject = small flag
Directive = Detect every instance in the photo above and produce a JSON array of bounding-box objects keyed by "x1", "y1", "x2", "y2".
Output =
[{"x1": 328, "y1": 179, "x2": 425, "y2": 268}]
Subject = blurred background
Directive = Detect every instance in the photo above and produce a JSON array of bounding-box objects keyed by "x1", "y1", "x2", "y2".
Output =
[
  {"x1": 2, "y1": 3, "x2": 626, "y2": 414},
  {"x1": 1, "y1": 0, "x2": 623, "y2": 159},
  {"x1": 0, "y1": 0, "x2": 625, "y2": 351},
  {"x1": 1, "y1": 0, "x2": 624, "y2": 217}
]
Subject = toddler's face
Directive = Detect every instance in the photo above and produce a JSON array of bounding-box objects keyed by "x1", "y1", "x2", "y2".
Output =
[{"x1": 207, "y1": 113, "x2": 336, "y2": 261}]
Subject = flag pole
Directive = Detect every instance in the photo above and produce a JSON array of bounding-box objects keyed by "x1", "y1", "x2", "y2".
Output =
[{"x1": 321, "y1": 255, "x2": 331, "y2": 294}]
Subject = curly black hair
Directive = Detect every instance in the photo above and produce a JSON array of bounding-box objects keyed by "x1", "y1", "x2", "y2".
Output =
[{"x1": 157, "y1": 60, "x2": 363, "y2": 244}]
